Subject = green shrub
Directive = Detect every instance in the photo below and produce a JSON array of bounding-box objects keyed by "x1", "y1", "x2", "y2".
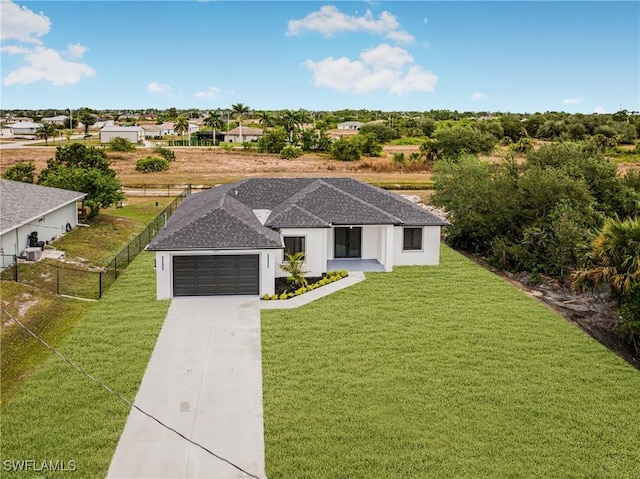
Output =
[
  {"x1": 280, "y1": 145, "x2": 303, "y2": 159},
  {"x1": 271, "y1": 294, "x2": 279, "y2": 300},
  {"x1": 2, "y1": 161, "x2": 35, "y2": 183},
  {"x1": 135, "y1": 156, "x2": 169, "y2": 173},
  {"x1": 109, "y1": 137, "x2": 136, "y2": 152},
  {"x1": 279, "y1": 292, "x2": 288, "y2": 300},
  {"x1": 330, "y1": 137, "x2": 361, "y2": 161},
  {"x1": 262, "y1": 294, "x2": 271, "y2": 300},
  {"x1": 393, "y1": 152, "x2": 405, "y2": 163},
  {"x1": 619, "y1": 284, "x2": 640, "y2": 353},
  {"x1": 153, "y1": 146, "x2": 176, "y2": 162}
]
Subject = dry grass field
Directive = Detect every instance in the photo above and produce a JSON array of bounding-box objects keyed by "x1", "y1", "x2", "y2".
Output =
[{"x1": 1, "y1": 144, "x2": 636, "y2": 187}]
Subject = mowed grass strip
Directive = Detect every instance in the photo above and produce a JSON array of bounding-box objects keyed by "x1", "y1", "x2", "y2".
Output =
[
  {"x1": 0, "y1": 252, "x2": 169, "y2": 478},
  {"x1": 1, "y1": 282, "x2": 93, "y2": 404},
  {"x1": 261, "y1": 245, "x2": 640, "y2": 478}
]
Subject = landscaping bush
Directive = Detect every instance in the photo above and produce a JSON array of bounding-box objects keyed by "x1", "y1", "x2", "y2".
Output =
[
  {"x1": 280, "y1": 145, "x2": 303, "y2": 159},
  {"x1": 153, "y1": 146, "x2": 176, "y2": 162},
  {"x1": 135, "y1": 156, "x2": 169, "y2": 173},
  {"x1": 109, "y1": 137, "x2": 136, "y2": 152}
]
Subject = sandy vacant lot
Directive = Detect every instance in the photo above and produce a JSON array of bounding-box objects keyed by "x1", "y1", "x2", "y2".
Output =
[{"x1": 0, "y1": 145, "x2": 432, "y2": 185}]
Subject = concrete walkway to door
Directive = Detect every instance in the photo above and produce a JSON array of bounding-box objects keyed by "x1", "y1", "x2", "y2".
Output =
[{"x1": 107, "y1": 297, "x2": 266, "y2": 479}]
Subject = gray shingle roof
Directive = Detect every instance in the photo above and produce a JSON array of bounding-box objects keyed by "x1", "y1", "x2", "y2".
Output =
[
  {"x1": 147, "y1": 178, "x2": 446, "y2": 251},
  {"x1": 0, "y1": 179, "x2": 86, "y2": 234}
]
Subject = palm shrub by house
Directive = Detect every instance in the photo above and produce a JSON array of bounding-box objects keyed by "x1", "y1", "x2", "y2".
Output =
[{"x1": 280, "y1": 252, "x2": 308, "y2": 287}]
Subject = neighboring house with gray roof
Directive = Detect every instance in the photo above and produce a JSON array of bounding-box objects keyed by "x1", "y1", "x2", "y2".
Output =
[
  {"x1": 147, "y1": 178, "x2": 446, "y2": 298},
  {"x1": 99, "y1": 126, "x2": 144, "y2": 144},
  {"x1": 223, "y1": 126, "x2": 263, "y2": 143},
  {"x1": 0, "y1": 180, "x2": 86, "y2": 269}
]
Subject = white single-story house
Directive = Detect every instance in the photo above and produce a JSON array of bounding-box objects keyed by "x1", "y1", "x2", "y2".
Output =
[
  {"x1": 0, "y1": 180, "x2": 86, "y2": 270},
  {"x1": 147, "y1": 178, "x2": 447, "y2": 298},
  {"x1": 41, "y1": 115, "x2": 69, "y2": 126},
  {"x1": 8, "y1": 121, "x2": 42, "y2": 137},
  {"x1": 95, "y1": 118, "x2": 115, "y2": 129},
  {"x1": 141, "y1": 123, "x2": 176, "y2": 139},
  {"x1": 99, "y1": 126, "x2": 144, "y2": 143},
  {"x1": 223, "y1": 126, "x2": 263, "y2": 143},
  {"x1": 337, "y1": 121, "x2": 364, "y2": 130}
]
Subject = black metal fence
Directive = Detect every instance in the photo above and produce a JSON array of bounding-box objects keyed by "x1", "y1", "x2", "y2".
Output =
[{"x1": 1, "y1": 188, "x2": 189, "y2": 299}]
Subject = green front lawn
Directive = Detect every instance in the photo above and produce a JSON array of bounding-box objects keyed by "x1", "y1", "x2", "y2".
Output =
[
  {"x1": 0, "y1": 252, "x2": 170, "y2": 477},
  {"x1": 261, "y1": 245, "x2": 640, "y2": 478}
]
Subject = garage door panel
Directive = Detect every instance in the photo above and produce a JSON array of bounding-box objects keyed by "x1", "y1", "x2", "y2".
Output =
[{"x1": 173, "y1": 255, "x2": 259, "y2": 296}]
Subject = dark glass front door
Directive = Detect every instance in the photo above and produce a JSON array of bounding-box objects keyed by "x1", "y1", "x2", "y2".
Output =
[{"x1": 334, "y1": 227, "x2": 362, "y2": 258}]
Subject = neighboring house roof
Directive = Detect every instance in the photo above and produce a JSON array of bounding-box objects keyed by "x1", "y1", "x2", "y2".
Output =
[
  {"x1": 9, "y1": 122, "x2": 42, "y2": 129},
  {"x1": 0, "y1": 179, "x2": 86, "y2": 235},
  {"x1": 225, "y1": 127, "x2": 263, "y2": 136},
  {"x1": 148, "y1": 178, "x2": 447, "y2": 251},
  {"x1": 141, "y1": 123, "x2": 175, "y2": 132},
  {"x1": 100, "y1": 126, "x2": 143, "y2": 132},
  {"x1": 42, "y1": 115, "x2": 69, "y2": 122}
]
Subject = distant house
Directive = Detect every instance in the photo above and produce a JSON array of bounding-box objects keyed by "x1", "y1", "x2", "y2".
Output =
[
  {"x1": 1, "y1": 125, "x2": 13, "y2": 138},
  {"x1": 95, "y1": 118, "x2": 115, "y2": 129},
  {"x1": 224, "y1": 126, "x2": 263, "y2": 143},
  {"x1": 337, "y1": 121, "x2": 364, "y2": 130},
  {"x1": 141, "y1": 123, "x2": 176, "y2": 139},
  {"x1": 9, "y1": 121, "x2": 42, "y2": 137},
  {"x1": 188, "y1": 122, "x2": 200, "y2": 135},
  {"x1": 0, "y1": 180, "x2": 86, "y2": 270},
  {"x1": 41, "y1": 115, "x2": 69, "y2": 126},
  {"x1": 99, "y1": 126, "x2": 144, "y2": 143}
]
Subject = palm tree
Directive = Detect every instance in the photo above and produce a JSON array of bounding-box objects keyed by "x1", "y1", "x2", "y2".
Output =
[
  {"x1": 231, "y1": 103, "x2": 250, "y2": 142},
  {"x1": 78, "y1": 110, "x2": 96, "y2": 137},
  {"x1": 36, "y1": 123, "x2": 57, "y2": 145},
  {"x1": 257, "y1": 111, "x2": 275, "y2": 130},
  {"x1": 203, "y1": 109, "x2": 224, "y2": 145},
  {"x1": 173, "y1": 115, "x2": 189, "y2": 142},
  {"x1": 573, "y1": 216, "x2": 640, "y2": 297},
  {"x1": 280, "y1": 110, "x2": 300, "y2": 142}
]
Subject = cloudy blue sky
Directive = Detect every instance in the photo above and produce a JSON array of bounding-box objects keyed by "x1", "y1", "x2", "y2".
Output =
[{"x1": 1, "y1": 1, "x2": 638, "y2": 113}]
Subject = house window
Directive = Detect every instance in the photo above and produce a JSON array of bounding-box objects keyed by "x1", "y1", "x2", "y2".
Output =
[
  {"x1": 403, "y1": 227, "x2": 423, "y2": 251},
  {"x1": 284, "y1": 236, "x2": 305, "y2": 257}
]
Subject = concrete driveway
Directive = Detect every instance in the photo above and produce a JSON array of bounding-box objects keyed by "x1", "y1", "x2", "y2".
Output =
[{"x1": 107, "y1": 297, "x2": 266, "y2": 479}]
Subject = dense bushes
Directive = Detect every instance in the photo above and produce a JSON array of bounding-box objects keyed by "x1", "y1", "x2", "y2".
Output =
[
  {"x1": 108, "y1": 137, "x2": 136, "y2": 152},
  {"x1": 153, "y1": 146, "x2": 176, "y2": 162},
  {"x1": 135, "y1": 156, "x2": 169, "y2": 173},
  {"x1": 2, "y1": 161, "x2": 35, "y2": 183},
  {"x1": 280, "y1": 145, "x2": 303, "y2": 159},
  {"x1": 432, "y1": 142, "x2": 640, "y2": 277},
  {"x1": 331, "y1": 137, "x2": 361, "y2": 161}
]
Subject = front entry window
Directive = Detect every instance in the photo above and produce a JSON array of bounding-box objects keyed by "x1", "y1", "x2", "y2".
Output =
[{"x1": 284, "y1": 236, "x2": 305, "y2": 256}]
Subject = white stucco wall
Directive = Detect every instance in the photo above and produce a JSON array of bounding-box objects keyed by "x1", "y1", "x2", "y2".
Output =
[
  {"x1": 100, "y1": 131, "x2": 141, "y2": 143},
  {"x1": 393, "y1": 226, "x2": 441, "y2": 266},
  {"x1": 154, "y1": 249, "x2": 278, "y2": 299},
  {"x1": 277, "y1": 228, "x2": 327, "y2": 277},
  {"x1": 0, "y1": 202, "x2": 79, "y2": 269}
]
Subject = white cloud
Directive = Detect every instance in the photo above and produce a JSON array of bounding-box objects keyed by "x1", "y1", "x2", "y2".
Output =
[
  {"x1": 303, "y1": 43, "x2": 437, "y2": 95},
  {"x1": 288, "y1": 5, "x2": 414, "y2": 44},
  {"x1": 3, "y1": 46, "x2": 95, "y2": 86},
  {"x1": 563, "y1": 97, "x2": 582, "y2": 104},
  {"x1": 0, "y1": 1, "x2": 51, "y2": 44},
  {"x1": 147, "y1": 81, "x2": 171, "y2": 93},
  {"x1": 66, "y1": 43, "x2": 88, "y2": 59},
  {"x1": 593, "y1": 106, "x2": 607, "y2": 114},
  {"x1": 194, "y1": 86, "x2": 221, "y2": 98},
  {"x1": 1, "y1": 1, "x2": 95, "y2": 87},
  {"x1": 471, "y1": 92, "x2": 488, "y2": 101}
]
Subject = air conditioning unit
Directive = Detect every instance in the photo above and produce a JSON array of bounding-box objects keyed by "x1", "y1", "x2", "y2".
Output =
[{"x1": 23, "y1": 247, "x2": 42, "y2": 261}]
